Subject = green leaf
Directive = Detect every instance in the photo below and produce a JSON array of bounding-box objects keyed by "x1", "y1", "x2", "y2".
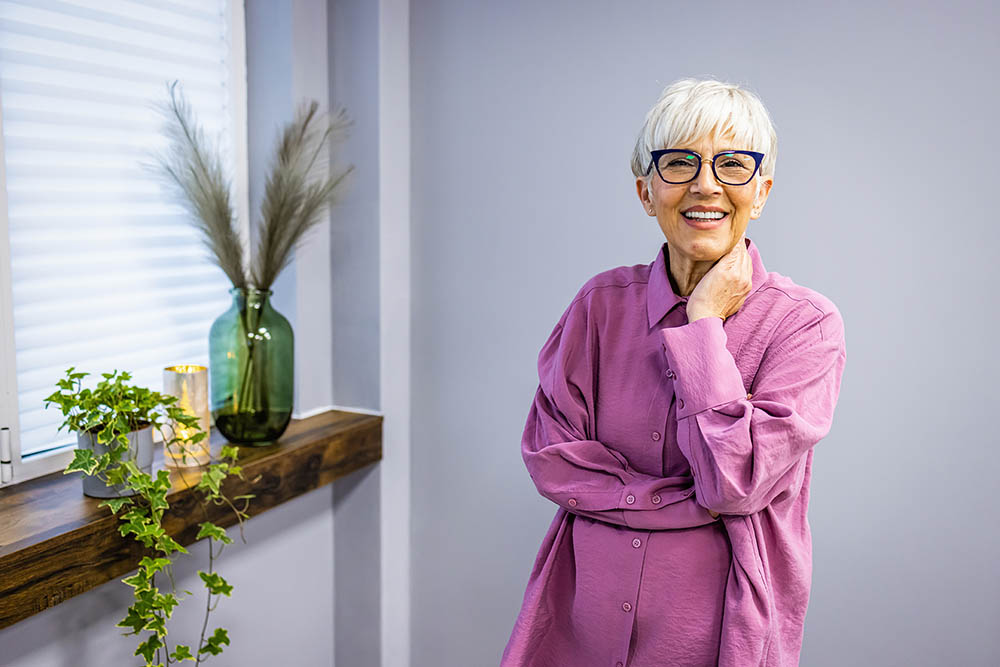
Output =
[
  {"x1": 198, "y1": 628, "x2": 230, "y2": 656},
  {"x1": 64, "y1": 448, "x2": 97, "y2": 475},
  {"x1": 196, "y1": 521, "x2": 233, "y2": 544},
  {"x1": 154, "y1": 468, "x2": 172, "y2": 492},
  {"x1": 135, "y1": 634, "x2": 164, "y2": 663},
  {"x1": 158, "y1": 592, "x2": 180, "y2": 618},
  {"x1": 116, "y1": 607, "x2": 149, "y2": 635},
  {"x1": 138, "y1": 556, "x2": 171, "y2": 577},
  {"x1": 196, "y1": 465, "x2": 227, "y2": 496},
  {"x1": 98, "y1": 497, "x2": 131, "y2": 514},
  {"x1": 107, "y1": 466, "x2": 126, "y2": 486},
  {"x1": 155, "y1": 533, "x2": 186, "y2": 555},
  {"x1": 171, "y1": 644, "x2": 195, "y2": 662},
  {"x1": 122, "y1": 571, "x2": 149, "y2": 590},
  {"x1": 145, "y1": 613, "x2": 167, "y2": 636},
  {"x1": 220, "y1": 445, "x2": 239, "y2": 461},
  {"x1": 198, "y1": 571, "x2": 233, "y2": 596},
  {"x1": 185, "y1": 430, "x2": 207, "y2": 445},
  {"x1": 149, "y1": 491, "x2": 170, "y2": 513}
]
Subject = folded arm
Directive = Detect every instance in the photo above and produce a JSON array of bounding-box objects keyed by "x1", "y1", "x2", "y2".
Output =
[
  {"x1": 661, "y1": 306, "x2": 847, "y2": 516},
  {"x1": 521, "y1": 291, "x2": 717, "y2": 530}
]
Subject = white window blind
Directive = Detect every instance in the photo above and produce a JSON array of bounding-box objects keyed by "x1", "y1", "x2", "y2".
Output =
[{"x1": 0, "y1": 0, "x2": 248, "y2": 484}]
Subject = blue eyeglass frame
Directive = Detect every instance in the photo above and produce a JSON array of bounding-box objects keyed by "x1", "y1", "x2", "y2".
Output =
[{"x1": 646, "y1": 149, "x2": 766, "y2": 186}]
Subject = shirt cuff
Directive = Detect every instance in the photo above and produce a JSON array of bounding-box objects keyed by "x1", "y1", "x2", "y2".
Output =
[
  {"x1": 619, "y1": 477, "x2": 695, "y2": 510},
  {"x1": 660, "y1": 316, "x2": 747, "y2": 419}
]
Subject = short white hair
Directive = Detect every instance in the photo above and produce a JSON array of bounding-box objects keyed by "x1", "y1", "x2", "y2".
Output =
[{"x1": 629, "y1": 78, "x2": 778, "y2": 185}]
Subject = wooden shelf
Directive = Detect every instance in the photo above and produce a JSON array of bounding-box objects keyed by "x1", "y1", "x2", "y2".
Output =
[{"x1": 0, "y1": 409, "x2": 382, "y2": 629}]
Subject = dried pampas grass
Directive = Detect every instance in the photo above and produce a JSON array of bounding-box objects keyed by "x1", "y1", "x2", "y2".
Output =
[{"x1": 149, "y1": 80, "x2": 354, "y2": 292}]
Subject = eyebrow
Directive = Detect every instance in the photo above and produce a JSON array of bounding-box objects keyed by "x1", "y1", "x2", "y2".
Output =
[{"x1": 676, "y1": 148, "x2": 741, "y2": 154}]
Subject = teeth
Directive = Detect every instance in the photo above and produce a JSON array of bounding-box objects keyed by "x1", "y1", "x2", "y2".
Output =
[{"x1": 683, "y1": 211, "x2": 726, "y2": 219}]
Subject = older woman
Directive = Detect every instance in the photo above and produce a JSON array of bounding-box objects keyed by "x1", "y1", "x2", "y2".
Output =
[{"x1": 501, "y1": 79, "x2": 847, "y2": 667}]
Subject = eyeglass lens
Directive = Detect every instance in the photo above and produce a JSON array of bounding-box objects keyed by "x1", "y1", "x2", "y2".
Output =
[{"x1": 657, "y1": 152, "x2": 756, "y2": 185}]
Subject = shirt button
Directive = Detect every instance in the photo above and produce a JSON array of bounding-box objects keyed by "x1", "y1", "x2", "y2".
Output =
[
  {"x1": 617, "y1": 663, "x2": 624, "y2": 667},
  {"x1": 651, "y1": 431, "x2": 660, "y2": 441},
  {"x1": 622, "y1": 601, "x2": 632, "y2": 612},
  {"x1": 665, "y1": 368, "x2": 675, "y2": 378},
  {"x1": 567, "y1": 498, "x2": 577, "y2": 507},
  {"x1": 632, "y1": 538, "x2": 641, "y2": 548},
  {"x1": 651, "y1": 494, "x2": 661, "y2": 504},
  {"x1": 625, "y1": 494, "x2": 635, "y2": 504},
  {"x1": 678, "y1": 398, "x2": 685, "y2": 410}
]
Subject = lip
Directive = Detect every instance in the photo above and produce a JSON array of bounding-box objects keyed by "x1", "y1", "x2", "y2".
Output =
[
  {"x1": 681, "y1": 205, "x2": 728, "y2": 214},
  {"x1": 681, "y1": 212, "x2": 729, "y2": 230}
]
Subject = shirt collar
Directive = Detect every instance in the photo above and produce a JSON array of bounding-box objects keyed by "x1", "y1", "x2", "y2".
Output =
[{"x1": 646, "y1": 235, "x2": 769, "y2": 329}]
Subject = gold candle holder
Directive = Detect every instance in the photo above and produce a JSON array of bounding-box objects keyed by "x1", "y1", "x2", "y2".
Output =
[{"x1": 162, "y1": 364, "x2": 211, "y2": 467}]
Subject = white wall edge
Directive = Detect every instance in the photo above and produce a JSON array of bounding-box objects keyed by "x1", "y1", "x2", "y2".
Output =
[
  {"x1": 293, "y1": 403, "x2": 385, "y2": 420},
  {"x1": 379, "y1": 0, "x2": 411, "y2": 665}
]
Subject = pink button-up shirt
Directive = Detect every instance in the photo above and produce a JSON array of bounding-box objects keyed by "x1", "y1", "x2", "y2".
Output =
[{"x1": 501, "y1": 237, "x2": 847, "y2": 666}]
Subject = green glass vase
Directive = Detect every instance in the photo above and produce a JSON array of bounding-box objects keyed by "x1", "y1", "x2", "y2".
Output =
[{"x1": 209, "y1": 287, "x2": 294, "y2": 445}]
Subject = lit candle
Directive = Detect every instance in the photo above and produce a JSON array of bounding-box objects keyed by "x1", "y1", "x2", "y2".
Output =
[{"x1": 162, "y1": 364, "x2": 211, "y2": 467}]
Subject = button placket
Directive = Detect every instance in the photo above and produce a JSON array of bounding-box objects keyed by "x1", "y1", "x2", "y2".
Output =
[{"x1": 646, "y1": 360, "x2": 673, "y2": 477}]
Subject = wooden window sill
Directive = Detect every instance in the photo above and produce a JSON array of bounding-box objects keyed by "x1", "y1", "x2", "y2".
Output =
[{"x1": 0, "y1": 409, "x2": 382, "y2": 629}]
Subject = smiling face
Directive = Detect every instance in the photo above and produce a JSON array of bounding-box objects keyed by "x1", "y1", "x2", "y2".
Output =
[{"x1": 636, "y1": 131, "x2": 773, "y2": 264}]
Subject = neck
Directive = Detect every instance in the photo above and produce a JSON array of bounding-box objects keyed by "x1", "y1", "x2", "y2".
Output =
[{"x1": 666, "y1": 244, "x2": 722, "y2": 297}]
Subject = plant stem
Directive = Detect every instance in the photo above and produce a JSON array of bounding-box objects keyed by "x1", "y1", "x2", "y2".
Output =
[
  {"x1": 194, "y1": 539, "x2": 215, "y2": 667},
  {"x1": 231, "y1": 292, "x2": 269, "y2": 437},
  {"x1": 153, "y1": 571, "x2": 172, "y2": 665}
]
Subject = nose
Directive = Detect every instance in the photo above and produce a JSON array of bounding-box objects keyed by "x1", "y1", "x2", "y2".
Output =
[{"x1": 689, "y1": 160, "x2": 724, "y2": 195}]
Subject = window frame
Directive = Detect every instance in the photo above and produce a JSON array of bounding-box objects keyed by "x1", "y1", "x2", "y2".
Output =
[{"x1": 0, "y1": 0, "x2": 250, "y2": 488}]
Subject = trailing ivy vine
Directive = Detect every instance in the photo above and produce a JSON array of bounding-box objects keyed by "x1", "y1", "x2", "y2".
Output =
[{"x1": 44, "y1": 367, "x2": 253, "y2": 665}]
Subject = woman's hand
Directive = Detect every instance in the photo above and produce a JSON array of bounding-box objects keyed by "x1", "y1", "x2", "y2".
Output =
[{"x1": 686, "y1": 235, "x2": 753, "y2": 322}]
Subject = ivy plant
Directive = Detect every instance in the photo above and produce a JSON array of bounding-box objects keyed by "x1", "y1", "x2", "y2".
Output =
[{"x1": 44, "y1": 367, "x2": 253, "y2": 666}]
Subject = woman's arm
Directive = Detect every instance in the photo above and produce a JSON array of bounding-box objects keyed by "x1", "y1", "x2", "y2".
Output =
[
  {"x1": 521, "y1": 290, "x2": 718, "y2": 531},
  {"x1": 661, "y1": 305, "x2": 847, "y2": 516}
]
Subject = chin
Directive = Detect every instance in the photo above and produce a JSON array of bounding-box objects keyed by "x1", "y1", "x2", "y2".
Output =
[{"x1": 679, "y1": 233, "x2": 728, "y2": 257}]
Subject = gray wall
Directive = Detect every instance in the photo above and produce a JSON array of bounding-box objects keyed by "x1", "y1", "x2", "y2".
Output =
[{"x1": 410, "y1": 1, "x2": 999, "y2": 666}]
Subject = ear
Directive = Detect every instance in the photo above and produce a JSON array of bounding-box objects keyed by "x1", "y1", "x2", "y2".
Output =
[
  {"x1": 750, "y1": 177, "x2": 773, "y2": 219},
  {"x1": 635, "y1": 176, "x2": 655, "y2": 216}
]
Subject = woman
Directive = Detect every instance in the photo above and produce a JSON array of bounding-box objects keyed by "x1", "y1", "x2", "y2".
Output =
[{"x1": 500, "y1": 78, "x2": 847, "y2": 667}]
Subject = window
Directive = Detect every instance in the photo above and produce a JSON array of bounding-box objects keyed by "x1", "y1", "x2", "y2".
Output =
[{"x1": 0, "y1": 0, "x2": 248, "y2": 486}]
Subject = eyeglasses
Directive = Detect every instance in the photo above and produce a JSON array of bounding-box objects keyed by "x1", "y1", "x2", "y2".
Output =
[{"x1": 646, "y1": 149, "x2": 765, "y2": 186}]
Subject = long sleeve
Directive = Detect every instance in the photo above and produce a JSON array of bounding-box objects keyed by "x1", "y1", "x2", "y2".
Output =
[
  {"x1": 521, "y1": 293, "x2": 717, "y2": 531},
  {"x1": 660, "y1": 305, "x2": 847, "y2": 516}
]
